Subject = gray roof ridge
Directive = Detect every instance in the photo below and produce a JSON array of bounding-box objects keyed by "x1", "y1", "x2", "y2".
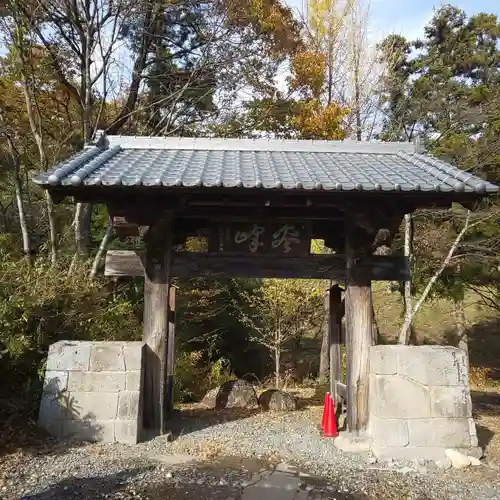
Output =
[
  {"x1": 103, "y1": 134, "x2": 417, "y2": 155},
  {"x1": 48, "y1": 147, "x2": 103, "y2": 186},
  {"x1": 68, "y1": 146, "x2": 122, "y2": 186}
]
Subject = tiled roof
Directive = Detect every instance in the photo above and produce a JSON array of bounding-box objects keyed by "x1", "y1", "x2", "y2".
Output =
[{"x1": 33, "y1": 135, "x2": 498, "y2": 195}]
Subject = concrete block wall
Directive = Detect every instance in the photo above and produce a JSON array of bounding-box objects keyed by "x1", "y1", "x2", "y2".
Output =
[
  {"x1": 39, "y1": 341, "x2": 144, "y2": 444},
  {"x1": 369, "y1": 345, "x2": 481, "y2": 461}
]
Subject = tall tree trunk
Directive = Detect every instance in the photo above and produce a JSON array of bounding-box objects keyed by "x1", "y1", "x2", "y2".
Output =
[
  {"x1": 319, "y1": 293, "x2": 329, "y2": 380},
  {"x1": 275, "y1": 346, "x2": 281, "y2": 389},
  {"x1": 400, "y1": 213, "x2": 414, "y2": 344},
  {"x1": 90, "y1": 217, "x2": 113, "y2": 278},
  {"x1": 13, "y1": 163, "x2": 31, "y2": 264},
  {"x1": 46, "y1": 191, "x2": 57, "y2": 265},
  {"x1": 0, "y1": 95, "x2": 32, "y2": 263},
  {"x1": 19, "y1": 36, "x2": 57, "y2": 265},
  {"x1": 327, "y1": 40, "x2": 334, "y2": 105},
  {"x1": 74, "y1": 202, "x2": 93, "y2": 258},
  {"x1": 354, "y1": 63, "x2": 362, "y2": 141},
  {"x1": 399, "y1": 211, "x2": 473, "y2": 344},
  {"x1": 69, "y1": 202, "x2": 92, "y2": 274},
  {"x1": 73, "y1": 15, "x2": 96, "y2": 262},
  {"x1": 454, "y1": 295, "x2": 467, "y2": 355},
  {"x1": 106, "y1": 2, "x2": 161, "y2": 134},
  {"x1": 454, "y1": 268, "x2": 468, "y2": 367}
]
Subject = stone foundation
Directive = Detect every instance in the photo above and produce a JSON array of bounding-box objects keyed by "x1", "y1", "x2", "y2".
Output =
[
  {"x1": 39, "y1": 341, "x2": 144, "y2": 444},
  {"x1": 369, "y1": 345, "x2": 481, "y2": 461}
]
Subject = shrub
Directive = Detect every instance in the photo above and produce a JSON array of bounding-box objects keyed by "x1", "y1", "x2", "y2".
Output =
[{"x1": 0, "y1": 255, "x2": 142, "y2": 410}]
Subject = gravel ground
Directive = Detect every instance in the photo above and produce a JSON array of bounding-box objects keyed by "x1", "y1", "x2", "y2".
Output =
[{"x1": 1, "y1": 407, "x2": 500, "y2": 500}]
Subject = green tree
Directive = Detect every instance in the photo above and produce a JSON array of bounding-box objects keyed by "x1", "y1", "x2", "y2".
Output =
[{"x1": 378, "y1": 6, "x2": 500, "y2": 343}]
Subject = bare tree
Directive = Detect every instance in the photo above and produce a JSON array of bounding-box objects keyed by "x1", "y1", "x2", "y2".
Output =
[
  {"x1": 302, "y1": 0, "x2": 383, "y2": 139},
  {"x1": 0, "y1": 111, "x2": 31, "y2": 263},
  {"x1": 453, "y1": 265, "x2": 468, "y2": 362},
  {"x1": 90, "y1": 216, "x2": 113, "y2": 278},
  {"x1": 239, "y1": 278, "x2": 323, "y2": 388},
  {"x1": 4, "y1": 1, "x2": 58, "y2": 263},
  {"x1": 398, "y1": 210, "x2": 500, "y2": 344},
  {"x1": 401, "y1": 213, "x2": 414, "y2": 342}
]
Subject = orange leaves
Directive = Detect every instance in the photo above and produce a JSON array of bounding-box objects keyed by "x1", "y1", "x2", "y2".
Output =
[
  {"x1": 288, "y1": 49, "x2": 348, "y2": 139},
  {"x1": 291, "y1": 99, "x2": 348, "y2": 140},
  {"x1": 223, "y1": 0, "x2": 301, "y2": 56},
  {"x1": 290, "y1": 50, "x2": 326, "y2": 98}
]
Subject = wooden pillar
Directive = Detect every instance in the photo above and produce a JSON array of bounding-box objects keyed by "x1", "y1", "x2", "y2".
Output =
[
  {"x1": 345, "y1": 233, "x2": 373, "y2": 436},
  {"x1": 165, "y1": 284, "x2": 176, "y2": 414},
  {"x1": 328, "y1": 285, "x2": 342, "y2": 403},
  {"x1": 142, "y1": 217, "x2": 172, "y2": 435}
]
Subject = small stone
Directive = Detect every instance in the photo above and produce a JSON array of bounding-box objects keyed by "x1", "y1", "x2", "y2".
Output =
[
  {"x1": 276, "y1": 462, "x2": 299, "y2": 474},
  {"x1": 166, "y1": 472, "x2": 173, "y2": 479},
  {"x1": 395, "y1": 466, "x2": 414, "y2": 474},
  {"x1": 468, "y1": 456, "x2": 481, "y2": 466},
  {"x1": 258, "y1": 390, "x2": 298, "y2": 411},
  {"x1": 435, "y1": 458, "x2": 452, "y2": 470},
  {"x1": 445, "y1": 449, "x2": 471, "y2": 469},
  {"x1": 198, "y1": 379, "x2": 258, "y2": 409}
]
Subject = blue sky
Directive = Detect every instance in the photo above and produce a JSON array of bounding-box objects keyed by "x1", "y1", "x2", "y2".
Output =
[{"x1": 286, "y1": 0, "x2": 499, "y2": 41}]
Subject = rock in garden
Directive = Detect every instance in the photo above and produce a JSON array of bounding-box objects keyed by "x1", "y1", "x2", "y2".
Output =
[
  {"x1": 198, "y1": 387, "x2": 220, "y2": 409},
  {"x1": 445, "y1": 449, "x2": 471, "y2": 469},
  {"x1": 435, "y1": 458, "x2": 452, "y2": 470},
  {"x1": 199, "y1": 379, "x2": 258, "y2": 409},
  {"x1": 258, "y1": 389, "x2": 298, "y2": 411}
]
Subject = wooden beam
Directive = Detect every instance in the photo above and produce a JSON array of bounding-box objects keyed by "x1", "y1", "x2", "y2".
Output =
[
  {"x1": 345, "y1": 229, "x2": 373, "y2": 436},
  {"x1": 105, "y1": 251, "x2": 410, "y2": 281},
  {"x1": 329, "y1": 285, "x2": 343, "y2": 406},
  {"x1": 142, "y1": 217, "x2": 172, "y2": 436},
  {"x1": 112, "y1": 216, "x2": 139, "y2": 238},
  {"x1": 53, "y1": 185, "x2": 460, "y2": 210}
]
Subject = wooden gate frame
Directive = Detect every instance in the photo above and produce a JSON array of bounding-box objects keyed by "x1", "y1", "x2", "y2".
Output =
[{"x1": 103, "y1": 205, "x2": 412, "y2": 438}]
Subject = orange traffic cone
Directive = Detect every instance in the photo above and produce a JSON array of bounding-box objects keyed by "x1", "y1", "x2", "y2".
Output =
[
  {"x1": 321, "y1": 392, "x2": 330, "y2": 430},
  {"x1": 323, "y1": 394, "x2": 338, "y2": 438}
]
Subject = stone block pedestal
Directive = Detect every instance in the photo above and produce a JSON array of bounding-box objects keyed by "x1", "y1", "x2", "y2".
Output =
[
  {"x1": 368, "y1": 346, "x2": 481, "y2": 461},
  {"x1": 39, "y1": 341, "x2": 144, "y2": 444}
]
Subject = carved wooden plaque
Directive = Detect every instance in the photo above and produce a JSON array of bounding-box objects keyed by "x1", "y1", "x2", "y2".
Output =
[{"x1": 210, "y1": 221, "x2": 311, "y2": 256}]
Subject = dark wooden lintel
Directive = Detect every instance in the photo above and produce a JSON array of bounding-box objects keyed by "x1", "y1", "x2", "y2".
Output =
[
  {"x1": 47, "y1": 185, "x2": 462, "y2": 208},
  {"x1": 109, "y1": 204, "x2": 347, "y2": 223},
  {"x1": 104, "y1": 250, "x2": 410, "y2": 281}
]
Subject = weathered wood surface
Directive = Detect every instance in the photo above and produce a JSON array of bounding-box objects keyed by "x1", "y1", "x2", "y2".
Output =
[
  {"x1": 336, "y1": 381, "x2": 347, "y2": 401},
  {"x1": 112, "y1": 216, "x2": 139, "y2": 238},
  {"x1": 105, "y1": 250, "x2": 410, "y2": 281},
  {"x1": 345, "y1": 235, "x2": 373, "y2": 436},
  {"x1": 329, "y1": 285, "x2": 343, "y2": 404},
  {"x1": 165, "y1": 285, "x2": 176, "y2": 414},
  {"x1": 142, "y1": 218, "x2": 171, "y2": 436},
  {"x1": 319, "y1": 292, "x2": 330, "y2": 382}
]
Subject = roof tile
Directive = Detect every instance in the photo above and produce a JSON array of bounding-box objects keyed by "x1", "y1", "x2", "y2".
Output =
[{"x1": 32, "y1": 137, "x2": 499, "y2": 195}]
